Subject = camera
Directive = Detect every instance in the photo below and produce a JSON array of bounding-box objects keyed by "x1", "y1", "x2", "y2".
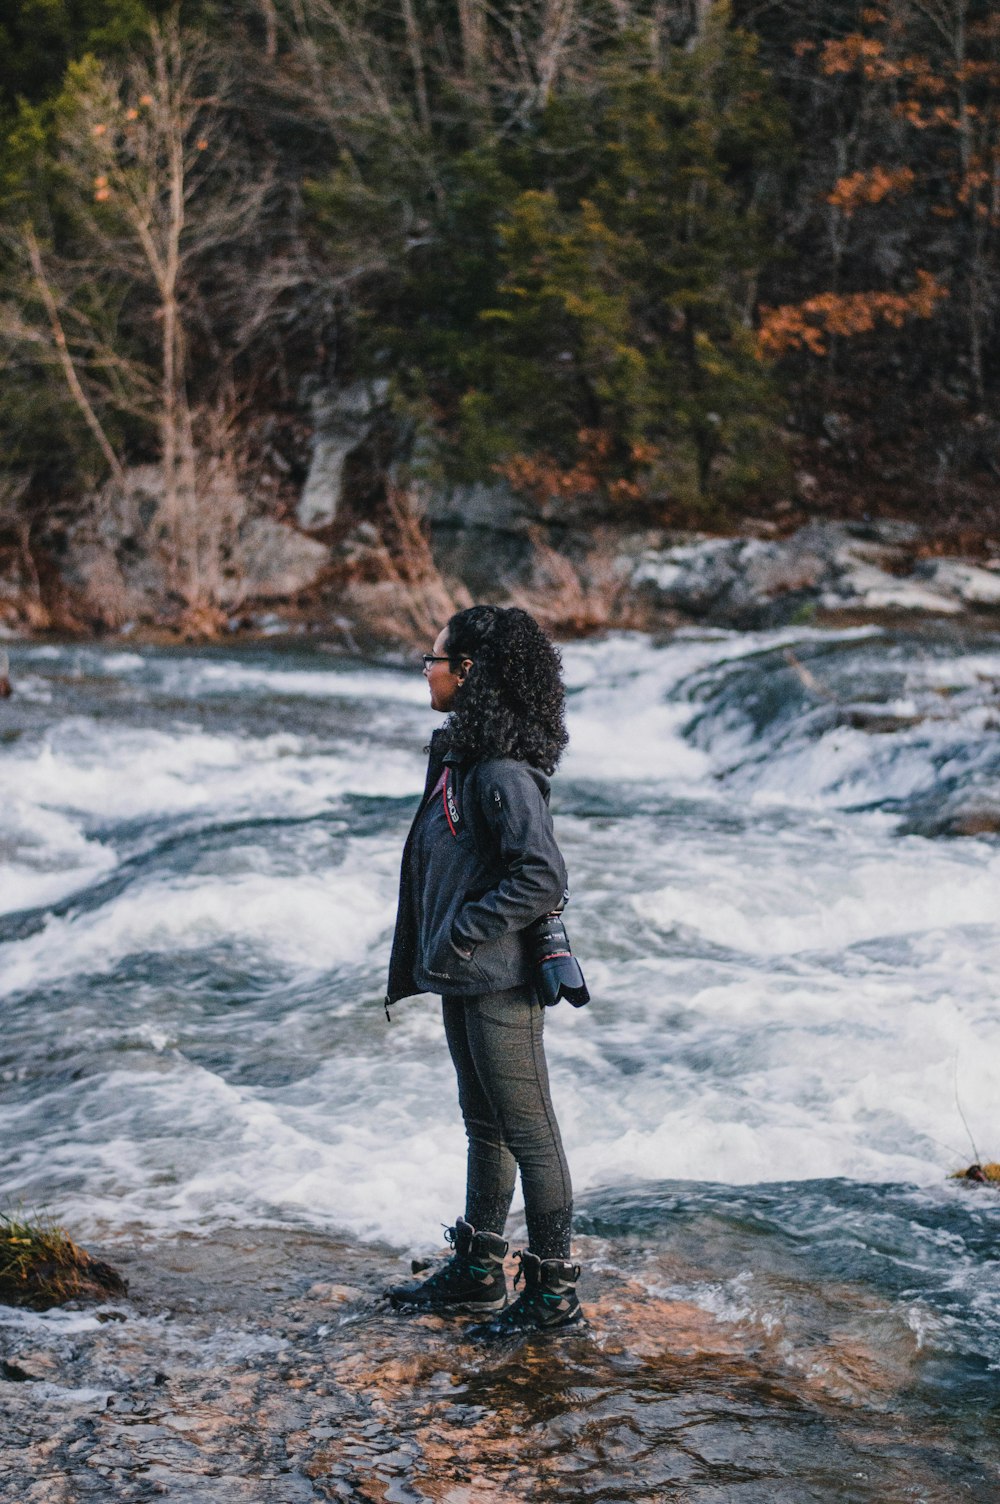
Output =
[{"x1": 526, "y1": 907, "x2": 590, "y2": 1008}]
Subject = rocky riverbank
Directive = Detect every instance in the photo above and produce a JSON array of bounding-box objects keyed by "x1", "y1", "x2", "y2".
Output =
[
  {"x1": 3, "y1": 378, "x2": 999, "y2": 647},
  {"x1": 626, "y1": 519, "x2": 1000, "y2": 629},
  {"x1": 3, "y1": 509, "x2": 1000, "y2": 651},
  {"x1": 1, "y1": 1222, "x2": 993, "y2": 1502}
]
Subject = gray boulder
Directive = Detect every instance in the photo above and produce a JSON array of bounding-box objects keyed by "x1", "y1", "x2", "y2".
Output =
[
  {"x1": 628, "y1": 520, "x2": 995, "y2": 626},
  {"x1": 225, "y1": 518, "x2": 329, "y2": 604},
  {"x1": 916, "y1": 558, "x2": 1000, "y2": 607},
  {"x1": 631, "y1": 533, "x2": 827, "y2": 626},
  {"x1": 61, "y1": 464, "x2": 330, "y2": 625}
]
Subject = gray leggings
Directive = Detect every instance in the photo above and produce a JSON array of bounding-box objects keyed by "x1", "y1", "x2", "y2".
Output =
[{"x1": 442, "y1": 984, "x2": 573, "y2": 1260}]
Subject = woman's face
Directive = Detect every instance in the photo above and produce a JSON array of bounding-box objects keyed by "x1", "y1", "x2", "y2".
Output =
[{"x1": 424, "y1": 626, "x2": 470, "y2": 712}]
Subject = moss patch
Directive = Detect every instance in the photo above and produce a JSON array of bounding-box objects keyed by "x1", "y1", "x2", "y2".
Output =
[{"x1": 0, "y1": 1210, "x2": 127, "y2": 1309}]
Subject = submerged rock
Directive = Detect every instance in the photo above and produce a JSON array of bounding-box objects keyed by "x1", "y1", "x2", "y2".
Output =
[{"x1": 0, "y1": 1224, "x2": 982, "y2": 1503}]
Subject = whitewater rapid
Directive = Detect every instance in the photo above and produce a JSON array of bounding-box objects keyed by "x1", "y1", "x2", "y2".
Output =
[{"x1": 1, "y1": 628, "x2": 999, "y2": 1254}]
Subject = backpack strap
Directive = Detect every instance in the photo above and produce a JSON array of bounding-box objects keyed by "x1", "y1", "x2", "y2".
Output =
[{"x1": 442, "y1": 766, "x2": 460, "y2": 837}]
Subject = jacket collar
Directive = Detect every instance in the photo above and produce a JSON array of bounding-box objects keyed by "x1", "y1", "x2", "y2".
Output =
[{"x1": 430, "y1": 726, "x2": 467, "y2": 769}]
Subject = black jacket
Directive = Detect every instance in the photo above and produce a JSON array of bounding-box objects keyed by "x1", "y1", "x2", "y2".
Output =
[{"x1": 385, "y1": 729, "x2": 568, "y2": 1006}]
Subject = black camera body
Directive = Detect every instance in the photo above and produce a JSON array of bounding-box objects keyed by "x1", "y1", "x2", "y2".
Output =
[{"x1": 525, "y1": 908, "x2": 590, "y2": 1009}]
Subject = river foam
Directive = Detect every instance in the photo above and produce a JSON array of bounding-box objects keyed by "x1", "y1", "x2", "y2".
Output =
[{"x1": 1, "y1": 631, "x2": 999, "y2": 1269}]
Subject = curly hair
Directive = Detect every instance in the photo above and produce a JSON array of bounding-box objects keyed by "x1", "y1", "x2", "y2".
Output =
[{"x1": 440, "y1": 605, "x2": 568, "y2": 775}]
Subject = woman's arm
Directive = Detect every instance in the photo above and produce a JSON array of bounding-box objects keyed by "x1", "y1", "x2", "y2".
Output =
[{"x1": 451, "y1": 760, "x2": 567, "y2": 954}]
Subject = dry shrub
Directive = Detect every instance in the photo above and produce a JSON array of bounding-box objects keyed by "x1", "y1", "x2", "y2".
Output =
[
  {"x1": 0, "y1": 475, "x2": 50, "y2": 631},
  {"x1": 950, "y1": 1163, "x2": 1000, "y2": 1184},
  {"x1": 177, "y1": 602, "x2": 230, "y2": 639},
  {"x1": 340, "y1": 486, "x2": 471, "y2": 647},
  {"x1": 0, "y1": 1209, "x2": 127, "y2": 1309}
]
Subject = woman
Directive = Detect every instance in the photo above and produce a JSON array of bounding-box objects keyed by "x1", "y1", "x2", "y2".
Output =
[{"x1": 384, "y1": 604, "x2": 582, "y2": 1337}]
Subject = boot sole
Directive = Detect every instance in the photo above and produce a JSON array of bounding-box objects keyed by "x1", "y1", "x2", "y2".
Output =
[
  {"x1": 469, "y1": 1308, "x2": 588, "y2": 1341},
  {"x1": 389, "y1": 1293, "x2": 509, "y2": 1315}
]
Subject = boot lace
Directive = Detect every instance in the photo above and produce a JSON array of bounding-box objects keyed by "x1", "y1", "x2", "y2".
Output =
[
  {"x1": 510, "y1": 1252, "x2": 541, "y2": 1311},
  {"x1": 419, "y1": 1224, "x2": 466, "y2": 1290}
]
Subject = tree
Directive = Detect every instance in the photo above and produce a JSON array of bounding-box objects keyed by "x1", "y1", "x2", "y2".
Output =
[
  {"x1": 0, "y1": 0, "x2": 156, "y2": 116},
  {"x1": 754, "y1": 1, "x2": 998, "y2": 409},
  {"x1": 1, "y1": 14, "x2": 271, "y2": 605},
  {"x1": 384, "y1": 5, "x2": 789, "y2": 509}
]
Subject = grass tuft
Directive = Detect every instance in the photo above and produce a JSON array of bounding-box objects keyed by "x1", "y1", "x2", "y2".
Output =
[
  {"x1": 949, "y1": 1163, "x2": 1000, "y2": 1185},
  {"x1": 0, "y1": 1209, "x2": 127, "y2": 1309}
]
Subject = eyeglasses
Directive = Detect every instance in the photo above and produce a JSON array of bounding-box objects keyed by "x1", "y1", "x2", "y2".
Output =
[{"x1": 421, "y1": 653, "x2": 450, "y2": 671}]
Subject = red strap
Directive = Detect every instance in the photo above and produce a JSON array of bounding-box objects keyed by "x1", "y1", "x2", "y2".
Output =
[{"x1": 442, "y1": 769, "x2": 457, "y2": 837}]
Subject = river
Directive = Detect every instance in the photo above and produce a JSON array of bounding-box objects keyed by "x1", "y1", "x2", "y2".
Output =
[{"x1": 2, "y1": 625, "x2": 999, "y2": 1499}]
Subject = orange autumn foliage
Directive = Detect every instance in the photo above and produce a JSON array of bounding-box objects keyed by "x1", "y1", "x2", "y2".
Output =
[
  {"x1": 820, "y1": 35, "x2": 887, "y2": 75},
  {"x1": 757, "y1": 271, "x2": 947, "y2": 357},
  {"x1": 826, "y1": 166, "x2": 915, "y2": 215},
  {"x1": 773, "y1": 9, "x2": 999, "y2": 367},
  {"x1": 499, "y1": 429, "x2": 654, "y2": 506}
]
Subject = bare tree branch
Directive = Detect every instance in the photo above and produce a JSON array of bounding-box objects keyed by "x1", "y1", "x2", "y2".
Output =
[{"x1": 21, "y1": 223, "x2": 126, "y2": 487}]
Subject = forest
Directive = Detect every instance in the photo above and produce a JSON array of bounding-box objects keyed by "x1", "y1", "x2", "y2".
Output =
[{"x1": 1, "y1": 0, "x2": 998, "y2": 634}]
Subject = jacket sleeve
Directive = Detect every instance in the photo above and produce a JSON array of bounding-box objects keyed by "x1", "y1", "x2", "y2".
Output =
[{"x1": 451, "y1": 761, "x2": 568, "y2": 952}]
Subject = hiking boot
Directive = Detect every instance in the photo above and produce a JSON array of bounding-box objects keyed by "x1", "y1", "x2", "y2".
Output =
[
  {"x1": 468, "y1": 1250, "x2": 583, "y2": 1339},
  {"x1": 387, "y1": 1217, "x2": 509, "y2": 1314}
]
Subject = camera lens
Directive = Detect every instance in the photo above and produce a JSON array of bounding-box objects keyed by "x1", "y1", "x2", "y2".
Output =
[{"x1": 526, "y1": 912, "x2": 590, "y2": 1008}]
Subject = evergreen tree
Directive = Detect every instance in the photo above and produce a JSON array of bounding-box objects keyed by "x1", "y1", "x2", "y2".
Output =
[{"x1": 341, "y1": 4, "x2": 790, "y2": 511}]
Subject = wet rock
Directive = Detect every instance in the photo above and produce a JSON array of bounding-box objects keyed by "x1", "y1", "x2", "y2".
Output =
[
  {"x1": 917, "y1": 558, "x2": 1000, "y2": 607},
  {"x1": 821, "y1": 563, "x2": 962, "y2": 615},
  {"x1": 307, "y1": 1283, "x2": 364, "y2": 1304},
  {"x1": 0, "y1": 1224, "x2": 978, "y2": 1503},
  {"x1": 631, "y1": 531, "x2": 828, "y2": 627},
  {"x1": 629, "y1": 520, "x2": 1000, "y2": 627}
]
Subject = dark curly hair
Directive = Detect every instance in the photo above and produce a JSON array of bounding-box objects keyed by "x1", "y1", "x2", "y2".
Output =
[{"x1": 440, "y1": 606, "x2": 568, "y2": 775}]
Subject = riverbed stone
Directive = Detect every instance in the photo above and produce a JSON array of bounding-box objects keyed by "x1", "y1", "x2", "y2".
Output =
[{"x1": 0, "y1": 1222, "x2": 973, "y2": 1503}]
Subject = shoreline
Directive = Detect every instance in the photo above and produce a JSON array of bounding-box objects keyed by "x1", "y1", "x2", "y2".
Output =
[{"x1": 3, "y1": 515, "x2": 1000, "y2": 653}]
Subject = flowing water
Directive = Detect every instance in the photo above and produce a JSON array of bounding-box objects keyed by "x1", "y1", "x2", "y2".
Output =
[{"x1": 2, "y1": 625, "x2": 1000, "y2": 1499}]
